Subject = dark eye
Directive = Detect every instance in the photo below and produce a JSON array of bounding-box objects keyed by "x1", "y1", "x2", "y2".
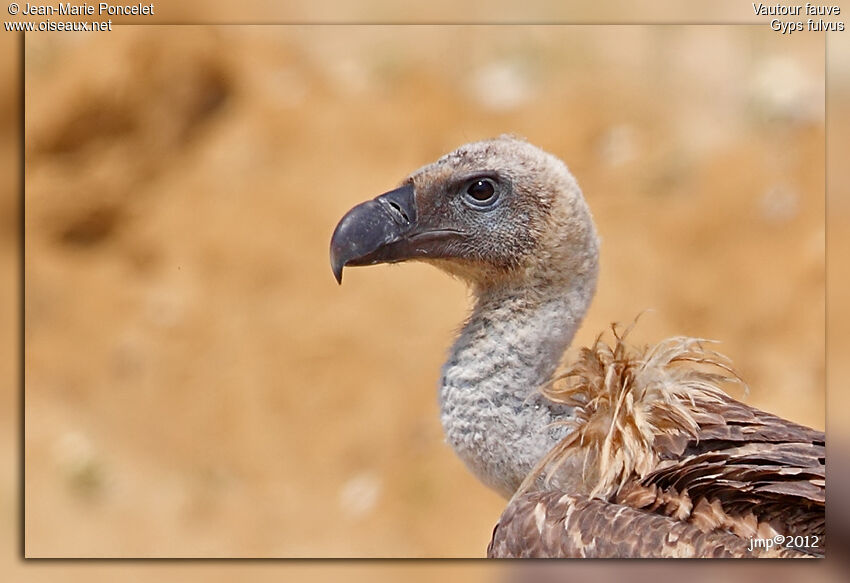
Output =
[{"x1": 465, "y1": 178, "x2": 497, "y2": 205}]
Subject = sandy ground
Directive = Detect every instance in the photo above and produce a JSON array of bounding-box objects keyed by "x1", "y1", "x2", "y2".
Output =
[{"x1": 16, "y1": 25, "x2": 831, "y2": 560}]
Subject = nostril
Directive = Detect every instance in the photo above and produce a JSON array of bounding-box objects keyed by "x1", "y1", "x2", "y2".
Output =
[{"x1": 386, "y1": 200, "x2": 410, "y2": 224}]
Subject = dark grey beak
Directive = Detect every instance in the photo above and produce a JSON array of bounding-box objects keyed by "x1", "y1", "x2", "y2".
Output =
[{"x1": 330, "y1": 183, "x2": 418, "y2": 284}]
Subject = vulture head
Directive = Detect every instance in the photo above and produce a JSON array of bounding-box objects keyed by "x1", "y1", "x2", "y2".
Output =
[{"x1": 330, "y1": 135, "x2": 599, "y2": 293}]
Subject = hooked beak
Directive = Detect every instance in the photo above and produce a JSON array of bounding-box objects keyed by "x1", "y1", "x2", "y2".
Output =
[{"x1": 329, "y1": 183, "x2": 461, "y2": 284}]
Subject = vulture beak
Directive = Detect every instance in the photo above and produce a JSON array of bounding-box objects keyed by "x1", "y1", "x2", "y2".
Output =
[
  {"x1": 330, "y1": 182, "x2": 462, "y2": 284},
  {"x1": 329, "y1": 183, "x2": 419, "y2": 284}
]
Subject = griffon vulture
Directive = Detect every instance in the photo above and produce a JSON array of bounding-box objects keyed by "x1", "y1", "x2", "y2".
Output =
[{"x1": 329, "y1": 136, "x2": 825, "y2": 558}]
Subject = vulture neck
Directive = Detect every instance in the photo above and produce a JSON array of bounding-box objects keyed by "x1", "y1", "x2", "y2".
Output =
[{"x1": 439, "y1": 271, "x2": 596, "y2": 498}]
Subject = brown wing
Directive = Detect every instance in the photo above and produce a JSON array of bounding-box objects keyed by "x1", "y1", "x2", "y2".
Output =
[
  {"x1": 488, "y1": 491, "x2": 809, "y2": 558},
  {"x1": 491, "y1": 395, "x2": 825, "y2": 558},
  {"x1": 621, "y1": 394, "x2": 825, "y2": 553},
  {"x1": 655, "y1": 392, "x2": 825, "y2": 458},
  {"x1": 497, "y1": 332, "x2": 825, "y2": 558}
]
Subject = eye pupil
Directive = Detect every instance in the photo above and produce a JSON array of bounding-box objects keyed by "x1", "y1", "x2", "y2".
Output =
[{"x1": 467, "y1": 179, "x2": 495, "y2": 202}]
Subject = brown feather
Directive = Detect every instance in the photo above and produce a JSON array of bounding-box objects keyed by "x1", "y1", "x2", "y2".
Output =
[
  {"x1": 488, "y1": 491, "x2": 810, "y2": 558},
  {"x1": 497, "y1": 323, "x2": 825, "y2": 557}
]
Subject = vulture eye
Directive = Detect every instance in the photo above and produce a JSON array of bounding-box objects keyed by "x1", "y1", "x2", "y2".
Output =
[{"x1": 464, "y1": 178, "x2": 498, "y2": 207}]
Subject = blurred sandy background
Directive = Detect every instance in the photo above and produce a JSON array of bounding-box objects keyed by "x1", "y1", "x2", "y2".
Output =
[{"x1": 0, "y1": 10, "x2": 846, "y2": 582}]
